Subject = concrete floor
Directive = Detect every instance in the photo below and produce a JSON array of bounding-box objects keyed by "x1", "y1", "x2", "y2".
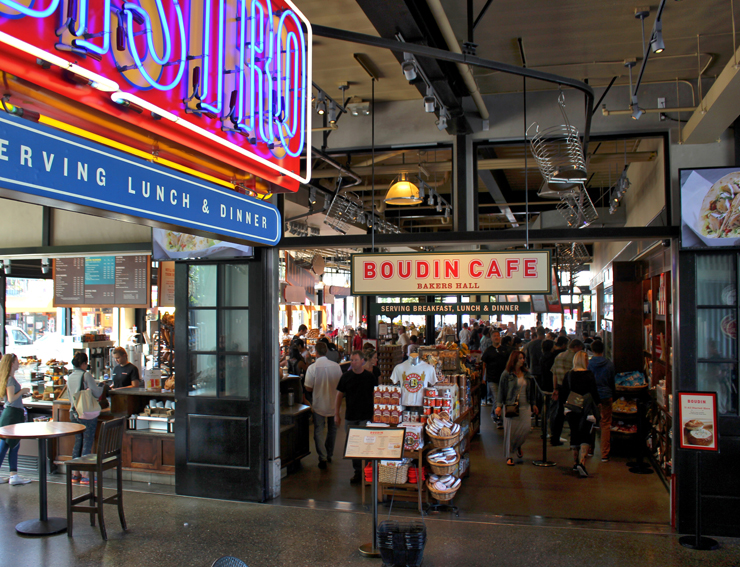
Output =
[
  {"x1": 279, "y1": 406, "x2": 671, "y2": 525},
  {"x1": 0, "y1": 479, "x2": 739, "y2": 567}
]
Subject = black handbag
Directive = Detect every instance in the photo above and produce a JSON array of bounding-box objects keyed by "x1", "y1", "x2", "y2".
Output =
[{"x1": 504, "y1": 394, "x2": 520, "y2": 418}]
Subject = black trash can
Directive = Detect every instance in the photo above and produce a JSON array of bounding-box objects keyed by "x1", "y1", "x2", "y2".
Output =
[{"x1": 377, "y1": 521, "x2": 427, "y2": 567}]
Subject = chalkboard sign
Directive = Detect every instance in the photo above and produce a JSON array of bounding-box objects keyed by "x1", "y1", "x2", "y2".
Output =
[{"x1": 54, "y1": 256, "x2": 150, "y2": 307}]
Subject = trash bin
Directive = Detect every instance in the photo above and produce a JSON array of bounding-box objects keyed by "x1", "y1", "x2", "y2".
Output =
[{"x1": 377, "y1": 521, "x2": 426, "y2": 567}]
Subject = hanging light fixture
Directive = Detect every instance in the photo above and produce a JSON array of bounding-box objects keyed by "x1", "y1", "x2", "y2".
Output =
[{"x1": 384, "y1": 172, "x2": 422, "y2": 205}]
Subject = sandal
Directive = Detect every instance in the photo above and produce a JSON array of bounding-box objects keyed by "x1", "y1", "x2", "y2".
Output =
[
  {"x1": 506, "y1": 458, "x2": 515, "y2": 466},
  {"x1": 516, "y1": 448, "x2": 523, "y2": 459}
]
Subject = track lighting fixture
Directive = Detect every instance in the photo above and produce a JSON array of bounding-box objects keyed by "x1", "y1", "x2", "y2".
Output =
[
  {"x1": 651, "y1": 20, "x2": 665, "y2": 54},
  {"x1": 424, "y1": 87, "x2": 436, "y2": 113},
  {"x1": 308, "y1": 187, "x2": 317, "y2": 207},
  {"x1": 402, "y1": 53, "x2": 417, "y2": 81},
  {"x1": 436, "y1": 112, "x2": 448, "y2": 131},
  {"x1": 328, "y1": 101, "x2": 337, "y2": 124},
  {"x1": 41, "y1": 258, "x2": 51, "y2": 275},
  {"x1": 427, "y1": 189, "x2": 435, "y2": 206},
  {"x1": 443, "y1": 207, "x2": 450, "y2": 219},
  {"x1": 436, "y1": 201, "x2": 442, "y2": 212},
  {"x1": 315, "y1": 92, "x2": 326, "y2": 115},
  {"x1": 2, "y1": 259, "x2": 10, "y2": 275},
  {"x1": 630, "y1": 95, "x2": 643, "y2": 120}
]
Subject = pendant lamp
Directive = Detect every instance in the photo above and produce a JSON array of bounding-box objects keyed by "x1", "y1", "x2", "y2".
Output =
[{"x1": 384, "y1": 173, "x2": 422, "y2": 205}]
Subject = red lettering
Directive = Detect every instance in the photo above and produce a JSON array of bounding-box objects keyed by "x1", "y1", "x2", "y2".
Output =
[
  {"x1": 523, "y1": 258, "x2": 537, "y2": 278},
  {"x1": 469, "y1": 260, "x2": 483, "y2": 278},
  {"x1": 398, "y1": 260, "x2": 411, "y2": 279},
  {"x1": 444, "y1": 259, "x2": 459, "y2": 279},
  {"x1": 434, "y1": 260, "x2": 440, "y2": 279},
  {"x1": 380, "y1": 261, "x2": 393, "y2": 279},
  {"x1": 364, "y1": 262, "x2": 376, "y2": 279},
  {"x1": 486, "y1": 259, "x2": 503, "y2": 278},
  {"x1": 417, "y1": 261, "x2": 429, "y2": 279},
  {"x1": 506, "y1": 259, "x2": 520, "y2": 278}
]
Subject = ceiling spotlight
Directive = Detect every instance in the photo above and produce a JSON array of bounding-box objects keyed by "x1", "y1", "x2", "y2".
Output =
[
  {"x1": 41, "y1": 258, "x2": 51, "y2": 275},
  {"x1": 424, "y1": 87, "x2": 436, "y2": 113},
  {"x1": 651, "y1": 21, "x2": 665, "y2": 54},
  {"x1": 2, "y1": 259, "x2": 9, "y2": 275},
  {"x1": 328, "y1": 101, "x2": 338, "y2": 124},
  {"x1": 630, "y1": 96, "x2": 643, "y2": 120},
  {"x1": 308, "y1": 187, "x2": 317, "y2": 207},
  {"x1": 436, "y1": 112, "x2": 448, "y2": 131},
  {"x1": 315, "y1": 92, "x2": 326, "y2": 115},
  {"x1": 402, "y1": 53, "x2": 417, "y2": 81},
  {"x1": 427, "y1": 189, "x2": 435, "y2": 206},
  {"x1": 443, "y1": 207, "x2": 450, "y2": 219},
  {"x1": 436, "y1": 201, "x2": 442, "y2": 212}
]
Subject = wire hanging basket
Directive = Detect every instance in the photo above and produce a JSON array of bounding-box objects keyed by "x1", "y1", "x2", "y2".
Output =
[
  {"x1": 529, "y1": 91, "x2": 588, "y2": 184},
  {"x1": 556, "y1": 187, "x2": 598, "y2": 228}
]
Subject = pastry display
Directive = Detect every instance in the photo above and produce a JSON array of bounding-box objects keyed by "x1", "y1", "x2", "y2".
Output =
[{"x1": 612, "y1": 397, "x2": 637, "y2": 414}]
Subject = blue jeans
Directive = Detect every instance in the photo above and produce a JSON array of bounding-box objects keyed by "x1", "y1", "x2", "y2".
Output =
[
  {"x1": 0, "y1": 438, "x2": 19, "y2": 472},
  {"x1": 70, "y1": 409, "x2": 98, "y2": 458},
  {"x1": 313, "y1": 413, "x2": 337, "y2": 462},
  {"x1": 0, "y1": 405, "x2": 25, "y2": 472}
]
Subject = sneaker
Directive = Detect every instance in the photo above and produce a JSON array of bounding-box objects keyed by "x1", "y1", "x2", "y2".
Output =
[
  {"x1": 71, "y1": 475, "x2": 81, "y2": 484},
  {"x1": 577, "y1": 463, "x2": 589, "y2": 477},
  {"x1": 9, "y1": 475, "x2": 31, "y2": 486},
  {"x1": 350, "y1": 473, "x2": 362, "y2": 485},
  {"x1": 318, "y1": 460, "x2": 327, "y2": 470},
  {"x1": 497, "y1": 423, "x2": 504, "y2": 430},
  {"x1": 79, "y1": 477, "x2": 90, "y2": 486},
  {"x1": 559, "y1": 437, "x2": 568, "y2": 443},
  {"x1": 601, "y1": 457, "x2": 610, "y2": 463},
  {"x1": 587, "y1": 452, "x2": 594, "y2": 458},
  {"x1": 0, "y1": 477, "x2": 8, "y2": 484}
]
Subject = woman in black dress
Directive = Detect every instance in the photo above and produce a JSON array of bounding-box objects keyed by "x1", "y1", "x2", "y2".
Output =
[{"x1": 561, "y1": 351, "x2": 601, "y2": 477}]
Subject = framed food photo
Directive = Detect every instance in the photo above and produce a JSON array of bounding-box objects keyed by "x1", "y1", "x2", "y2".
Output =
[{"x1": 677, "y1": 392, "x2": 720, "y2": 452}]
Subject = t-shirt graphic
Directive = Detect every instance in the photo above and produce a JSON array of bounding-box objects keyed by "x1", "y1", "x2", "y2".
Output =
[{"x1": 390, "y1": 359, "x2": 437, "y2": 406}]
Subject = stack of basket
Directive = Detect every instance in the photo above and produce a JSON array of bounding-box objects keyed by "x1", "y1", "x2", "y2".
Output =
[{"x1": 377, "y1": 521, "x2": 426, "y2": 567}]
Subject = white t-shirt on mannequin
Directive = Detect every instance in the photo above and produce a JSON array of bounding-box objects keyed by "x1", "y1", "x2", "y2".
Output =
[{"x1": 390, "y1": 356, "x2": 437, "y2": 407}]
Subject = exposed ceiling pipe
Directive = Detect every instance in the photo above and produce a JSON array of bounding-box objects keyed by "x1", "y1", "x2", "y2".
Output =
[
  {"x1": 311, "y1": 147, "x2": 363, "y2": 188},
  {"x1": 425, "y1": 0, "x2": 490, "y2": 122},
  {"x1": 602, "y1": 105, "x2": 696, "y2": 116}
]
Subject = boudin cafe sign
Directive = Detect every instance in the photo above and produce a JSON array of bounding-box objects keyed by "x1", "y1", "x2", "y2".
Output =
[{"x1": 351, "y1": 251, "x2": 551, "y2": 296}]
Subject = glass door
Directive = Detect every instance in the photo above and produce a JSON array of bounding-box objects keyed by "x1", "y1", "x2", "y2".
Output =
[{"x1": 175, "y1": 261, "x2": 266, "y2": 501}]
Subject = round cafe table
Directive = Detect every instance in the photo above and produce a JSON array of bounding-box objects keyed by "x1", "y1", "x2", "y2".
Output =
[{"x1": 0, "y1": 421, "x2": 85, "y2": 535}]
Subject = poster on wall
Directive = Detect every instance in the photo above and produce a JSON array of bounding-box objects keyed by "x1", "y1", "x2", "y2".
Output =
[
  {"x1": 346, "y1": 297, "x2": 356, "y2": 328},
  {"x1": 680, "y1": 166, "x2": 740, "y2": 248},
  {"x1": 153, "y1": 229, "x2": 254, "y2": 260},
  {"x1": 532, "y1": 296, "x2": 548, "y2": 312},
  {"x1": 158, "y1": 262, "x2": 176, "y2": 307},
  {"x1": 334, "y1": 298, "x2": 345, "y2": 328},
  {"x1": 678, "y1": 392, "x2": 719, "y2": 451},
  {"x1": 546, "y1": 269, "x2": 562, "y2": 312}
]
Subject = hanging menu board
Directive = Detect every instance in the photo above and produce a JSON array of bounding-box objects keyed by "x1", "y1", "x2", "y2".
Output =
[
  {"x1": 54, "y1": 256, "x2": 151, "y2": 308},
  {"x1": 158, "y1": 261, "x2": 176, "y2": 308}
]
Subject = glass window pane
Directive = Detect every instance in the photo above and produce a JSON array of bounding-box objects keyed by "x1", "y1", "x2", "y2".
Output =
[
  {"x1": 221, "y1": 310, "x2": 249, "y2": 352},
  {"x1": 189, "y1": 354, "x2": 218, "y2": 397},
  {"x1": 222, "y1": 264, "x2": 249, "y2": 307},
  {"x1": 223, "y1": 355, "x2": 250, "y2": 399},
  {"x1": 696, "y1": 255, "x2": 736, "y2": 306},
  {"x1": 189, "y1": 310, "x2": 217, "y2": 352},
  {"x1": 697, "y1": 308, "x2": 736, "y2": 359},
  {"x1": 697, "y1": 362, "x2": 738, "y2": 415},
  {"x1": 189, "y1": 265, "x2": 217, "y2": 307}
]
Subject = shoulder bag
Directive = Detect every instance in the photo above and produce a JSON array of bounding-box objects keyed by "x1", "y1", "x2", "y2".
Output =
[
  {"x1": 505, "y1": 393, "x2": 520, "y2": 418},
  {"x1": 73, "y1": 371, "x2": 101, "y2": 420}
]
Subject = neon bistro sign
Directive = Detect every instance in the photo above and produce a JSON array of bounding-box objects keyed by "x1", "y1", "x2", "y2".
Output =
[{"x1": 0, "y1": 0, "x2": 311, "y2": 189}]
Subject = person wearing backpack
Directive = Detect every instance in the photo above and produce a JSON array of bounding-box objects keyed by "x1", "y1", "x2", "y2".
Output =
[{"x1": 67, "y1": 352, "x2": 104, "y2": 485}]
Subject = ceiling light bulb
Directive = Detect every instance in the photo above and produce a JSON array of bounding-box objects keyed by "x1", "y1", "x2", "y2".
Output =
[
  {"x1": 630, "y1": 96, "x2": 643, "y2": 120},
  {"x1": 402, "y1": 59, "x2": 417, "y2": 81},
  {"x1": 328, "y1": 101, "x2": 337, "y2": 124},
  {"x1": 444, "y1": 207, "x2": 450, "y2": 219},
  {"x1": 651, "y1": 21, "x2": 665, "y2": 54},
  {"x1": 436, "y1": 202, "x2": 442, "y2": 212},
  {"x1": 316, "y1": 92, "x2": 326, "y2": 115},
  {"x1": 427, "y1": 193, "x2": 434, "y2": 206},
  {"x1": 424, "y1": 93, "x2": 435, "y2": 113}
]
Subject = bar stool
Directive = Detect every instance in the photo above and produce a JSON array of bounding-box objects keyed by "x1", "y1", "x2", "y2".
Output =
[{"x1": 65, "y1": 416, "x2": 127, "y2": 540}]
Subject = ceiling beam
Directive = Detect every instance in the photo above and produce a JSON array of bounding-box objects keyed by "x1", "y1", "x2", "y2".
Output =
[{"x1": 279, "y1": 226, "x2": 678, "y2": 249}]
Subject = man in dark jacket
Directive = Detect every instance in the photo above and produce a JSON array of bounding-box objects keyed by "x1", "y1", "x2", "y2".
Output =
[
  {"x1": 588, "y1": 339, "x2": 616, "y2": 462},
  {"x1": 481, "y1": 329, "x2": 509, "y2": 428}
]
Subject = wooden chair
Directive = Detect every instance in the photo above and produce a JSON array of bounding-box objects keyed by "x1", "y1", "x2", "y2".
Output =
[{"x1": 66, "y1": 416, "x2": 127, "y2": 540}]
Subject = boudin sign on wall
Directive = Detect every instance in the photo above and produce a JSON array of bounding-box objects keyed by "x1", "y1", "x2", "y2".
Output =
[{"x1": 351, "y1": 251, "x2": 551, "y2": 296}]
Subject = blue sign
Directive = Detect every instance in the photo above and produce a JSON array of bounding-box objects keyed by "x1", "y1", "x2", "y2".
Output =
[{"x1": 0, "y1": 114, "x2": 281, "y2": 245}]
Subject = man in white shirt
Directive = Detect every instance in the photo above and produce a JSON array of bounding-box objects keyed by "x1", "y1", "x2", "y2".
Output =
[
  {"x1": 458, "y1": 323, "x2": 471, "y2": 346},
  {"x1": 304, "y1": 341, "x2": 343, "y2": 469}
]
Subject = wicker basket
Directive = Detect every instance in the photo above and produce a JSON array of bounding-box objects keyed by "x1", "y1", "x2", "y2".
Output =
[
  {"x1": 378, "y1": 462, "x2": 410, "y2": 485},
  {"x1": 616, "y1": 384, "x2": 647, "y2": 392},
  {"x1": 426, "y1": 480, "x2": 459, "y2": 502},
  {"x1": 426, "y1": 429, "x2": 461, "y2": 449},
  {"x1": 426, "y1": 453, "x2": 460, "y2": 476}
]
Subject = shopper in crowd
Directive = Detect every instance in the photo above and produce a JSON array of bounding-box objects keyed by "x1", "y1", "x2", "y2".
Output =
[
  {"x1": 293, "y1": 324, "x2": 308, "y2": 342},
  {"x1": 561, "y1": 351, "x2": 601, "y2": 477},
  {"x1": 0, "y1": 354, "x2": 32, "y2": 485},
  {"x1": 351, "y1": 328, "x2": 364, "y2": 351},
  {"x1": 545, "y1": 336, "x2": 570, "y2": 444},
  {"x1": 111, "y1": 346, "x2": 141, "y2": 389},
  {"x1": 550, "y1": 339, "x2": 585, "y2": 446},
  {"x1": 540, "y1": 339, "x2": 556, "y2": 395},
  {"x1": 67, "y1": 352, "x2": 104, "y2": 485},
  {"x1": 407, "y1": 335, "x2": 420, "y2": 358},
  {"x1": 458, "y1": 323, "x2": 471, "y2": 346},
  {"x1": 481, "y1": 330, "x2": 509, "y2": 423},
  {"x1": 287, "y1": 342, "x2": 308, "y2": 377},
  {"x1": 522, "y1": 329, "x2": 531, "y2": 344},
  {"x1": 547, "y1": 331, "x2": 558, "y2": 340},
  {"x1": 335, "y1": 351, "x2": 378, "y2": 484},
  {"x1": 512, "y1": 336, "x2": 523, "y2": 351},
  {"x1": 582, "y1": 332, "x2": 594, "y2": 347},
  {"x1": 362, "y1": 348, "x2": 381, "y2": 381},
  {"x1": 479, "y1": 327, "x2": 492, "y2": 352},
  {"x1": 495, "y1": 350, "x2": 539, "y2": 466},
  {"x1": 588, "y1": 340, "x2": 616, "y2": 462},
  {"x1": 525, "y1": 327, "x2": 547, "y2": 426},
  {"x1": 318, "y1": 337, "x2": 340, "y2": 363},
  {"x1": 296, "y1": 339, "x2": 313, "y2": 366},
  {"x1": 304, "y1": 341, "x2": 342, "y2": 470}
]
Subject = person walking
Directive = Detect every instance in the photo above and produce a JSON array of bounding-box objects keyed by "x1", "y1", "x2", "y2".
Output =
[
  {"x1": 479, "y1": 327, "x2": 492, "y2": 352},
  {"x1": 458, "y1": 323, "x2": 471, "y2": 346},
  {"x1": 335, "y1": 351, "x2": 377, "y2": 484},
  {"x1": 588, "y1": 340, "x2": 616, "y2": 462},
  {"x1": 550, "y1": 338, "x2": 585, "y2": 446},
  {"x1": 67, "y1": 352, "x2": 104, "y2": 485},
  {"x1": 525, "y1": 327, "x2": 546, "y2": 425},
  {"x1": 495, "y1": 351, "x2": 539, "y2": 466},
  {"x1": 481, "y1": 330, "x2": 509, "y2": 424},
  {"x1": 561, "y1": 351, "x2": 601, "y2": 477},
  {"x1": 304, "y1": 342, "x2": 342, "y2": 470},
  {"x1": 0, "y1": 354, "x2": 32, "y2": 485}
]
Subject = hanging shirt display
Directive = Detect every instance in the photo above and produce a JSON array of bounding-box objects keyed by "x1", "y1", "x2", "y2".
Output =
[{"x1": 390, "y1": 358, "x2": 437, "y2": 407}]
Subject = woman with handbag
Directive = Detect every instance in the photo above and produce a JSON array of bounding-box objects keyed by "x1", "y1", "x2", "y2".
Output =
[
  {"x1": 495, "y1": 350, "x2": 539, "y2": 466},
  {"x1": 561, "y1": 351, "x2": 601, "y2": 477},
  {"x1": 0, "y1": 354, "x2": 32, "y2": 485},
  {"x1": 67, "y1": 352, "x2": 104, "y2": 485}
]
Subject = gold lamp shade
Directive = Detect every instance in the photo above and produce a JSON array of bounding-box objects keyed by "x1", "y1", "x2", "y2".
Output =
[{"x1": 384, "y1": 173, "x2": 422, "y2": 205}]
